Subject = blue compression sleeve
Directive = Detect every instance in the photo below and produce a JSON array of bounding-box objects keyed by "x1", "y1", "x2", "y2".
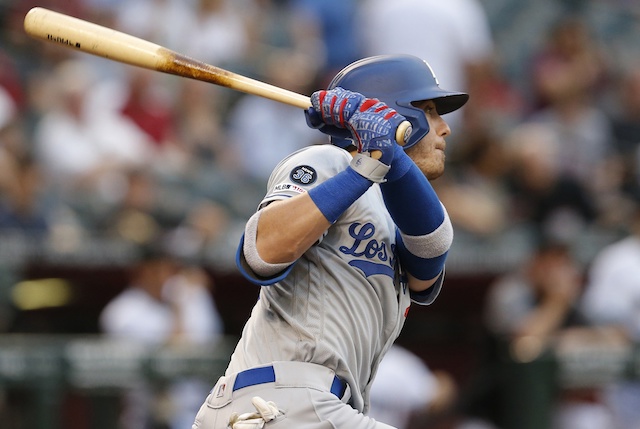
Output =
[
  {"x1": 381, "y1": 146, "x2": 452, "y2": 280},
  {"x1": 380, "y1": 146, "x2": 444, "y2": 235},
  {"x1": 308, "y1": 166, "x2": 372, "y2": 224}
]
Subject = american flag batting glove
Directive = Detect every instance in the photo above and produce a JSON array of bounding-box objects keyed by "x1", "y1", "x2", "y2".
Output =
[
  {"x1": 310, "y1": 87, "x2": 366, "y2": 128},
  {"x1": 347, "y1": 99, "x2": 405, "y2": 167}
]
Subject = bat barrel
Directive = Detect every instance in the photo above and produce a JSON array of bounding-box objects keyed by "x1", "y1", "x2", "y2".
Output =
[
  {"x1": 24, "y1": 7, "x2": 312, "y2": 110},
  {"x1": 24, "y1": 7, "x2": 166, "y2": 69},
  {"x1": 23, "y1": 7, "x2": 408, "y2": 143}
]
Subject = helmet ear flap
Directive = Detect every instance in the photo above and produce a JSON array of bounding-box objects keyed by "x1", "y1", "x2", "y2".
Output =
[
  {"x1": 329, "y1": 103, "x2": 429, "y2": 150},
  {"x1": 400, "y1": 106, "x2": 430, "y2": 148}
]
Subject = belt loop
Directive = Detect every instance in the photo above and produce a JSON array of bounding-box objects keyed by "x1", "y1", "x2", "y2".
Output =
[
  {"x1": 233, "y1": 366, "x2": 276, "y2": 391},
  {"x1": 330, "y1": 376, "x2": 347, "y2": 398}
]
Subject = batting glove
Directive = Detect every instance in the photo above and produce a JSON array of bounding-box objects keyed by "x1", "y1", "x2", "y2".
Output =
[
  {"x1": 310, "y1": 87, "x2": 365, "y2": 127},
  {"x1": 229, "y1": 396, "x2": 282, "y2": 429},
  {"x1": 346, "y1": 99, "x2": 406, "y2": 182},
  {"x1": 305, "y1": 87, "x2": 367, "y2": 148}
]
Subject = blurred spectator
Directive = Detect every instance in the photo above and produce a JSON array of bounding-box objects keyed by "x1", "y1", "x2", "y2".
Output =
[
  {"x1": 31, "y1": 59, "x2": 154, "y2": 216},
  {"x1": 0, "y1": 86, "x2": 17, "y2": 133},
  {"x1": 369, "y1": 344, "x2": 458, "y2": 429},
  {"x1": 483, "y1": 239, "x2": 584, "y2": 357},
  {"x1": 170, "y1": 79, "x2": 234, "y2": 170},
  {"x1": 529, "y1": 14, "x2": 608, "y2": 113},
  {"x1": 609, "y1": 64, "x2": 640, "y2": 156},
  {"x1": 97, "y1": 168, "x2": 164, "y2": 244},
  {"x1": 580, "y1": 199, "x2": 640, "y2": 429},
  {"x1": 163, "y1": 198, "x2": 244, "y2": 271},
  {"x1": 179, "y1": 0, "x2": 250, "y2": 69},
  {"x1": 0, "y1": 49, "x2": 25, "y2": 111},
  {"x1": 0, "y1": 85, "x2": 21, "y2": 160},
  {"x1": 473, "y1": 238, "x2": 615, "y2": 429},
  {"x1": 116, "y1": 68, "x2": 177, "y2": 149},
  {"x1": 502, "y1": 123, "x2": 598, "y2": 242},
  {"x1": 0, "y1": 92, "x2": 86, "y2": 242},
  {"x1": 241, "y1": 0, "x2": 325, "y2": 85},
  {"x1": 100, "y1": 244, "x2": 223, "y2": 429},
  {"x1": 436, "y1": 131, "x2": 512, "y2": 237},
  {"x1": 527, "y1": 14, "x2": 621, "y2": 223},
  {"x1": 291, "y1": 0, "x2": 361, "y2": 84},
  {"x1": 114, "y1": 0, "x2": 195, "y2": 57},
  {"x1": 357, "y1": 0, "x2": 495, "y2": 131},
  {"x1": 461, "y1": 56, "x2": 527, "y2": 138},
  {"x1": 226, "y1": 51, "x2": 323, "y2": 183},
  {"x1": 0, "y1": 87, "x2": 31, "y2": 163},
  {"x1": 0, "y1": 153, "x2": 50, "y2": 233},
  {"x1": 608, "y1": 63, "x2": 640, "y2": 199}
]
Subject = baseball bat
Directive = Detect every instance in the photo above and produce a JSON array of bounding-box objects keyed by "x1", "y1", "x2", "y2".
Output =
[{"x1": 23, "y1": 7, "x2": 412, "y2": 146}]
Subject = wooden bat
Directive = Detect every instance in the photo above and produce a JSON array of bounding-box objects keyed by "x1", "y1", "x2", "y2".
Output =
[{"x1": 23, "y1": 7, "x2": 412, "y2": 146}]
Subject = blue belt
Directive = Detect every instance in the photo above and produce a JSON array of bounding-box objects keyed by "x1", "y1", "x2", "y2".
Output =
[{"x1": 232, "y1": 365, "x2": 347, "y2": 398}]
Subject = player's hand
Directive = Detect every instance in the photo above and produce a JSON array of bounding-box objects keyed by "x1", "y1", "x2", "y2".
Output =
[
  {"x1": 305, "y1": 87, "x2": 365, "y2": 148},
  {"x1": 229, "y1": 396, "x2": 281, "y2": 429},
  {"x1": 347, "y1": 99, "x2": 404, "y2": 166},
  {"x1": 307, "y1": 87, "x2": 406, "y2": 182},
  {"x1": 309, "y1": 87, "x2": 365, "y2": 127},
  {"x1": 346, "y1": 99, "x2": 406, "y2": 183}
]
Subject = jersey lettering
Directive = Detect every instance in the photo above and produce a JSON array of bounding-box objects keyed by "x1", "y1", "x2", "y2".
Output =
[{"x1": 339, "y1": 222, "x2": 395, "y2": 278}]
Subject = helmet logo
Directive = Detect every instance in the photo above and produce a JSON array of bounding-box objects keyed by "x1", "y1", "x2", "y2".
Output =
[{"x1": 422, "y1": 60, "x2": 440, "y2": 86}]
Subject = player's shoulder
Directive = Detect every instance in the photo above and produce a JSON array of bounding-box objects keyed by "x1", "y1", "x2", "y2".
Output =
[
  {"x1": 260, "y1": 144, "x2": 352, "y2": 208},
  {"x1": 283, "y1": 144, "x2": 350, "y2": 163},
  {"x1": 272, "y1": 144, "x2": 351, "y2": 176}
]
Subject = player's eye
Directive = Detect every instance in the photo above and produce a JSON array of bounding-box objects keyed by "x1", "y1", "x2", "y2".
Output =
[
  {"x1": 412, "y1": 100, "x2": 437, "y2": 116},
  {"x1": 424, "y1": 102, "x2": 436, "y2": 113}
]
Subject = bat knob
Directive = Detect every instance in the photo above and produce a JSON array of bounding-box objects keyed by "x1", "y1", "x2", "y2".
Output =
[
  {"x1": 395, "y1": 121, "x2": 412, "y2": 146},
  {"x1": 370, "y1": 121, "x2": 412, "y2": 160}
]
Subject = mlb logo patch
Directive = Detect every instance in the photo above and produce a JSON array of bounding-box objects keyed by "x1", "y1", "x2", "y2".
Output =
[{"x1": 273, "y1": 183, "x2": 306, "y2": 194}]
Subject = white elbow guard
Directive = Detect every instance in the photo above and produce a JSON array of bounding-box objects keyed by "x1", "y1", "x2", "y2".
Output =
[
  {"x1": 401, "y1": 204, "x2": 453, "y2": 259},
  {"x1": 243, "y1": 210, "x2": 292, "y2": 277}
]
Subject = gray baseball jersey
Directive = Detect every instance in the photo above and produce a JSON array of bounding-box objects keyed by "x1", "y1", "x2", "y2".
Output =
[{"x1": 230, "y1": 144, "x2": 442, "y2": 413}]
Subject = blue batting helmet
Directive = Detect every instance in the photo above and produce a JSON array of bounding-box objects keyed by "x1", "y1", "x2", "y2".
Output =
[{"x1": 328, "y1": 54, "x2": 469, "y2": 149}]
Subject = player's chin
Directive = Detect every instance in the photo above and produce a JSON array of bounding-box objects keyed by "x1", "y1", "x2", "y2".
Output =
[
  {"x1": 424, "y1": 161, "x2": 446, "y2": 180},
  {"x1": 426, "y1": 167, "x2": 445, "y2": 181}
]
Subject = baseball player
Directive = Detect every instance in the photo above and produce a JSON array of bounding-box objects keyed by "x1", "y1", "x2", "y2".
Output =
[{"x1": 191, "y1": 54, "x2": 468, "y2": 429}]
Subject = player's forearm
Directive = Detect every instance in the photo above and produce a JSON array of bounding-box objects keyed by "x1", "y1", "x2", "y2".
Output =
[
  {"x1": 256, "y1": 195, "x2": 331, "y2": 264},
  {"x1": 244, "y1": 166, "x2": 373, "y2": 278},
  {"x1": 407, "y1": 272, "x2": 440, "y2": 292},
  {"x1": 381, "y1": 146, "x2": 446, "y2": 235},
  {"x1": 382, "y1": 148, "x2": 453, "y2": 281}
]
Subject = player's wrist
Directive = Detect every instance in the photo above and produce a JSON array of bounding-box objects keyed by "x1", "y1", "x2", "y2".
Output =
[
  {"x1": 350, "y1": 153, "x2": 390, "y2": 183},
  {"x1": 380, "y1": 156, "x2": 445, "y2": 236},
  {"x1": 384, "y1": 145, "x2": 413, "y2": 182},
  {"x1": 308, "y1": 167, "x2": 372, "y2": 224}
]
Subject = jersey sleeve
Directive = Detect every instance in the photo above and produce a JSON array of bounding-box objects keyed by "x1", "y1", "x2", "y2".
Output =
[
  {"x1": 409, "y1": 269, "x2": 445, "y2": 305},
  {"x1": 258, "y1": 145, "x2": 351, "y2": 209},
  {"x1": 237, "y1": 145, "x2": 352, "y2": 285}
]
